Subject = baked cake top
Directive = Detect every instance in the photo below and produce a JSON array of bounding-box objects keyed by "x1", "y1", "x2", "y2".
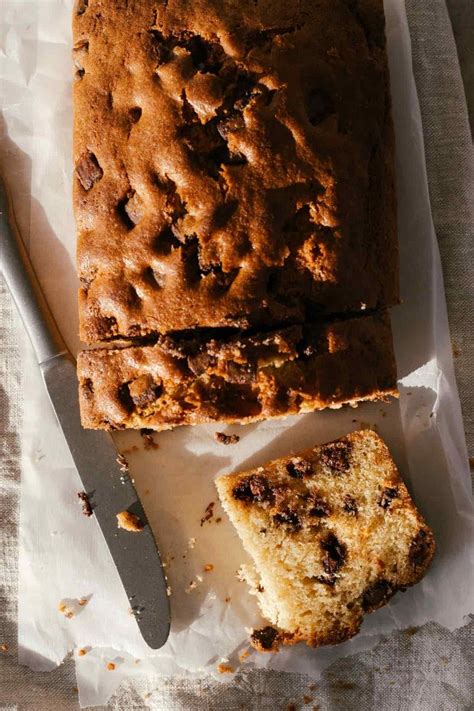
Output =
[{"x1": 73, "y1": 0, "x2": 398, "y2": 342}]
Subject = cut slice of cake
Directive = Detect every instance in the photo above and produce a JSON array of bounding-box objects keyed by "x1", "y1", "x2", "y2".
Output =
[{"x1": 215, "y1": 430, "x2": 435, "y2": 650}]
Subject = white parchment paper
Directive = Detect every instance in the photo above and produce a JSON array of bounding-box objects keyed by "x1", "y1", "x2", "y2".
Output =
[{"x1": 1, "y1": 0, "x2": 473, "y2": 707}]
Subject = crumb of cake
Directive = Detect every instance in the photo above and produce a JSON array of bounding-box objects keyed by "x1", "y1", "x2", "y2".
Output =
[
  {"x1": 78, "y1": 598, "x2": 88, "y2": 606},
  {"x1": 58, "y1": 602, "x2": 75, "y2": 619},
  {"x1": 188, "y1": 537, "x2": 197, "y2": 549},
  {"x1": 116, "y1": 510, "x2": 144, "y2": 532},
  {"x1": 452, "y1": 342, "x2": 461, "y2": 358},
  {"x1": 250, "y1": 626, "x2": 280, "y2": 652},
  {"x1": 217, "y1": 663, "x2": 234, "y2": 674},
  {"x1": 134, "y1": 659, "x2": 141, "y2": 664},
  {"x1": 0, "y1": 643, "x2": 9, "y2": 654},
  {"x1": 308, "y1": 684, "x2": 317, "y2": 691},
  {"x1": 77, "y1": 491, "x2": 93, "y2": 517},
  {"x1": 204, "y1": 564, "x2": 214, "y2": 572},
  {"x1": 166, "y1": 587, "x2": 172, "y2": 597},
  {"x1": 225, "y1": 596, "x2": 231, "y2": 603},
  {"x1": 303, "y1": 695, "x2": 313, "y2": 704},
  {"x1": 77, "y1": 648, "x2": 88, "y2": 656},
  {"x1": 215, "y1": 432, "x2": 240, "y2": 445},
  {"x1": 185, "y1": 579, "x2": 202, "y2": 593},
  {"x1": 287, "y1": 704, "x2": 296, "y2": 711},
  {"x1": 239, "y1": 649, "x2": 250, "y2": 662},
  {"x1": 200, "y1": 501, "x2": 215, "y2": 526},
  {"x1": 141, "y1": 428, "x2": 159, "y2": 450},
  {"x1": 116, "y1": 453, "x2": 128, "y2": 472},
  {"x1": 215, "y1": 517, "x2": 222, "y2": 523},
  {"x1": 106, "y1": 662, "x2": 116, "y2": 671}
]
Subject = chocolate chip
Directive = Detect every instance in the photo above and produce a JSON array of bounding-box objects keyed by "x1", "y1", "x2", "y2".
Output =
[
  {"x1": 306, "y1": 89, "x2": 334, "y2": 126},
  {"x1": 286, "y1": 457, "x2": 313, "y2": 478},
  {"x1": 378, "y1": 487, "x2": 399, "y2": 510},
  {"x1": 188, "y1": 351, "x2": 216, "y2": 376},
  {"x1": 250, "y1": 626, "x2": 280, "y2": 652},
  {"x1": 129, "y1": 107, "x2": 142, "y2": 123},
  {"x1": 232, "y1": 474, "x2": 273, "y2": 504},
  {"x1": 76, "y1": 0, "x2": 88, "y2": 15},
  {"x1": 75, "y1": 152, "x2": 103, "y2": 191},
  {"x1": 320, "y1": 440, "x2": 352, "y2": 473},
  {"x1": 225, "y1": 361, "x2": 256, "y2": 384},
  {"x1": 273, "y1": 508, "x2": 301, "y2": 531},
  {"x1": 215, "y1": 432, "x2": 240, "y2": 445},
  {"x1": 409, "y1": 529, "x2": 432, "y2": 568},
  {"x1": 308, "y1": 496, "x2": 331, "y2": 518},
  {"x1": 362, "y1": 580, "x2": 395, "y2": 611},
  {"x1": 117, "y1": 383, "x2": 135, "y2": 412},
  {"x1": 81, "y1": 378, "x2": 94, "y2": 400},
  {"x1": 321, "y1": 532, "x2": 346, "y2": 576},
  {"x1": 343, "y1": 495, "x2": 358, "y2": 516},
  {"x1": 128, "y1": 375, "x2": 162, "y2": 408}
]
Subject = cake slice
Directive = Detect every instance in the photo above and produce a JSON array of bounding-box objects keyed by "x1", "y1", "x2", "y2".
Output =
[
  {"x1": 215, "y1": 430, "x2": 435, "y2": 650},
  {"x1": 77, "y1": 312, "x2": 397, "y2": 431}
]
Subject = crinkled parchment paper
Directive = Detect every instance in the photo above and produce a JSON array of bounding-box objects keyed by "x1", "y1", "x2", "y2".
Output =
[{"x1": 0, "y1": 0, "x2": 473, "y2": 706}]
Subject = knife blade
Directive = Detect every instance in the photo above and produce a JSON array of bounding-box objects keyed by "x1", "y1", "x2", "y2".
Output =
[{"x1": 0, "y1": 175, "x2": 170, "y2": 650}]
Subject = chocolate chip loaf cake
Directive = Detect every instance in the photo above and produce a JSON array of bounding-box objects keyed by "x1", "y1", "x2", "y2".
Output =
[
  {"x1": 73, "y1": 0, "x2": 397, "y2": 342},
  {"x1": 78, "y1": 313, "x2": 397, "y2": 431},
  {"x1": 216, "y1": 430, "x2": 435, "y2": 649}
]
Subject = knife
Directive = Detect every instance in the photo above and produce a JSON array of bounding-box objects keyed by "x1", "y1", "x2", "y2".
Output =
[{"x1": 0, "y1": 175, "x2": 170, "y2": 650}]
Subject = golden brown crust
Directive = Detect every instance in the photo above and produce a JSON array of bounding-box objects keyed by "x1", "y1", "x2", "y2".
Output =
[
  {"x1": 216, "y1": 430, "x2": 435, "y2": 649},
  {"x1": 77, "y1": 312, "x2": 397, "y2": 431},
  {"x1": 73, "y1": 0, "x2": 398, "y2": 342}
]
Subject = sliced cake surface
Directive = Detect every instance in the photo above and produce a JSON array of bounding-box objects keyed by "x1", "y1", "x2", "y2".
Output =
[
  {"x1": 215, "y1": 430, "x2": 435, "y2": 649},
  {"x1": 77, "y1": 313, "x2": 397, "y2": 431}
]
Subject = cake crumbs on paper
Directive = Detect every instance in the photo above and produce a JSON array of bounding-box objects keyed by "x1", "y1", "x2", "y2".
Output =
[
  {"x1": 140, "y1": 428, "x2": 159, "y2": 450},
  {"x1": 77, "y1": 491, "x2": 93, "y2": 517},
  {"x1": 188, "y1": 537, "x2": 197, "y2": 549},
  {"x1": 78, "y1": 598, "x2": 88, "y2": 606},
  {"x1": 0, "y1": 643, "x2": 9, "y2": 654},
  {"x1": 239, "y1": 649, "x2": 250, "y2": 662},
  {"x1": 58, "y1": 602, "x2": 75, "y2": 619},
  {"x1": 303, "y1": 695, "x2": 313, "y2": 704},
  {"x1": 217, "y1": 663, "x2": 234, "y2": 674},
  {"x1": 134, "y1": 659, "x2": 141, "y2": 665},
  {"x1": 116, "y1": 510, "x2": 144, "y2": 532},
  {"x1": 203, "y1": 563, "x2": 214, "y2": 572},
  {"x1": 77, "y1": 648, "x2": 88, "y2": 657},
  {"x1": 287, "y1": 704, "x2": 296, "y2": 711},
  {"x1": 215, "y1": 517, "x2": 222, "y2": 524},
  {"x1": 225, "y1": 596, "x2": 231, "y2": 603},
  {"x1": 200, "y1": 501, "x2": 215, "y2": 526},
  {"x1": 121, "y1": 445, "x2": 139, "y2": 455},
  {"x1": 166, "y1": 587, "x2": 172, "y2": 597},
  {"x1": 106, "y1": 662, "x2": 116, "y2": 671},
  {"x1": 185, "y1": 581, "x2": 198, "y2": 593},
  {"x1": 215, "y1": 432, "x2": 240, "y2": 445},
  {"x1": 116, "y1": 453, "x2": 129, "y2": 472}
]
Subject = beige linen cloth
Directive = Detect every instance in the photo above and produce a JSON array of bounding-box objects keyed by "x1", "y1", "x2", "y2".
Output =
[{"x1": 1, "y1": 1, "x2": 473, "y2": 708}]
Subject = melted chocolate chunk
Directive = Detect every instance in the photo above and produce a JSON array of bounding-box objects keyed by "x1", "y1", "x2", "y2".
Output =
[
  {"x1": 409, "y1": 529, "x2": 432, "y2": 568},
  {"x1": 129, "y1": 375, "x2": 162, "y2": 408},
  {"x1": 250, "y1": 626, "x2": 280, "y2": 652},
  {"x1": 232, "y1": 474, "x2": 273, "y2": 504},
  {"x1": 273, "y1": 508, "x2": 301, "y2": 531},
  {"x1": 117, "y1": 383, "x2": 135, "y2": 412},
  {"x1": 308, "y1": 496, "x2": 331, "y2": 518},
  {"x1": 75, "y1": 152, "x2": 103, "y2": 191},
  {"x1": 362, "y1": 579, "x2": 395, "y2": 611},
  {"x1": 343, "y1": 495, "x2": 358, "y2": 516},
  {"x1": 188, "y1": 351, "x2": 216, "y2": 376},
  {"x1": 286, "y1": 457, "x2": 313, "y2": 478},
  {"x1": 378, "y1": 487, "x2": 399, "y2": 509},
  {"x1": 321, "y1": 532, "x2": 347, "y2": 576},
  {"x1": 320, "y1": 440, "x2": 352, "y2": 473}
]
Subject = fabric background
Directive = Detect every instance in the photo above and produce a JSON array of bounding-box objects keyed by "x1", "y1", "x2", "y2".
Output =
[{"x1": 0, "y1": 1, "x2": 472, "y2": 708}]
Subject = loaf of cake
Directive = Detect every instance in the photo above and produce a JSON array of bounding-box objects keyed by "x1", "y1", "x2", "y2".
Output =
[
  {"x1": 78, "y1": 313, "x2": 397, "y2": 431},
  {"x1": 215, "y1": 430, "x2": 435, "y2": 649},
  {"x1": 73, "y1": 0, "x2": 397, "y2": 343}
]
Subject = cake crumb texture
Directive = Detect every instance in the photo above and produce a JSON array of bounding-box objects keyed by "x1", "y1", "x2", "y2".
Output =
[{"x1": 216, "y1": 430, "x2": 435, "y2": 648}]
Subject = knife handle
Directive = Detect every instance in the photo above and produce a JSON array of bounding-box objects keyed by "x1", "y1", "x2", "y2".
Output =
[{"x1": 0, "y1": 176, "x2": 68, "y2": 365}]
